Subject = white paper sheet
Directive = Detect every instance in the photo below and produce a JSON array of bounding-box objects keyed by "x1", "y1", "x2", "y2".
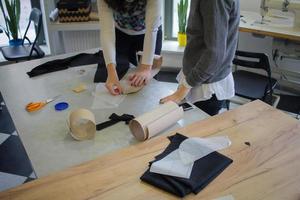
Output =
[
  {"x1": 150, "y1": 136, "x2": 231, "y2": 178},
  {"x1": 179, "y1": 136, "x2": 232, "y2": 165},
  {"x1": 150, "y1": 149, "x2": 195, "y2": 178},
  {"x1": 91, "y1": 83, "x2": 127, "y2": 109}
]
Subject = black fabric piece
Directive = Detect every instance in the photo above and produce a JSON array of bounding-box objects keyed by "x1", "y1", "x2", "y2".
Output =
[
  {"x1": 96, "y1": 113, "x2": 135, "y2": 131},
  {"x1": 26, "y1": 50, "x2": 130, "y2": 82},
  {"x1": 27, "y1": 51, "x2": 103, "y2": 77},
  {"x1": 140, "y1": 133, "x2": 233, "y2": 198},
  {"x1": 93, "y1": 53, "x2": 130, "y2": 83},
  {"x1": 115, "y1": 26, "x2": 163, "y2": 67},
  {"x1": 194, "y1": 94, "x2": 226, "y2": 116}
]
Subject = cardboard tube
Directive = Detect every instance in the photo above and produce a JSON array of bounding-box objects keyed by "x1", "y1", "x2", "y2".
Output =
[
  {"x1": 129, "y1": 102, "x2": 184, "y2": 141},
  {"x1": 69, "y1": 109, "x2": 96, "y2": 141}
]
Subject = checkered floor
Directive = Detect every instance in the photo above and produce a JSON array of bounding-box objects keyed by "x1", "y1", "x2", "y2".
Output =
[{"x1": 0, "y1": 93, "x2": 36, "y2": 192}]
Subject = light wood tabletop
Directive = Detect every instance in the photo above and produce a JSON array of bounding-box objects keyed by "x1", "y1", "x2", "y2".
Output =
[
  {"x1": 239, "y1": 11, "x2": 300, "y2": 42},
  {"x1": 1, "y1": 100, "x2": 300, "y2": 200}
]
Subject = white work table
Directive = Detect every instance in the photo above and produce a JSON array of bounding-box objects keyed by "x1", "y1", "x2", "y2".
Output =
[
  {"x1": 0, "y1": 49, "x2": 209, "y2": 177},
  {"x1": 240, "y1": 11, "x2": 300, "y2": 42}
]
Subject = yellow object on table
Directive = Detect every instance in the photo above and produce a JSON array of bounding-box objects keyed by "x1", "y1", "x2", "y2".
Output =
[{"x1": 72, "y1": 83, "x2": 87, "y2": 93}]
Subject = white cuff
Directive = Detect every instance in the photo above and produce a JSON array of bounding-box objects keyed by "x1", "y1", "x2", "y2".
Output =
[{"x1": 181, "y1": 77, "x2": 193, "y2": 89}]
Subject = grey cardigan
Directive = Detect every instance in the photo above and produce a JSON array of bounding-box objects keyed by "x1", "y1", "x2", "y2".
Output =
[{"x1": 183, "y1": 0, "x2": 240, "y2": 87}]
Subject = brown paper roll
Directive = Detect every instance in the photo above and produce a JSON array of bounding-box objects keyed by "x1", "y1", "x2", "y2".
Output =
[
  {"x1": 69, "y1": 109, "x2": 96, "y2": 141},
  {"x1": 120, "y1": 55, "x2": 162, "y2": 95},
  {"x1": 129, "y1": 102, "x2": 184, "y2": 141}
]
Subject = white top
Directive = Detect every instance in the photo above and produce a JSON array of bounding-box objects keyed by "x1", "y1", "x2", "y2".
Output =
[
  {"x1": 177, "y1": 70, "x2": 235, "y2": 103},
  {"x1": 98, "y1": 0, "x2": 162, "y2": 66}
]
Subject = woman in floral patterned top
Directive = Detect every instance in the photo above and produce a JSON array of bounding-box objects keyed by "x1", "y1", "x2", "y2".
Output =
[{"x1": 98, "y1": 0, "x2": 162, "y2": 95}]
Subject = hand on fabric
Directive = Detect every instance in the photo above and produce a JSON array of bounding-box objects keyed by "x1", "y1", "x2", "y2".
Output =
[
  {"x1": 105, "y1": 64, "x2": 123, "y2": 95},
  {"x1": 160, "y1": 85, "x2": 191, "y2": 104},
  {"x1": 129, "y1": 64, "x2": 152, "y2": 87}
]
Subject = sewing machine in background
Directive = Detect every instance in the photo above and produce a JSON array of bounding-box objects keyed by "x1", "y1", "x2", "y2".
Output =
[
  {"x1": 258, "y1": 0, "x2": 300, "y2": 85},
  {"x1": 260, "y1": 0, "x2": 300, "y2": 27}
]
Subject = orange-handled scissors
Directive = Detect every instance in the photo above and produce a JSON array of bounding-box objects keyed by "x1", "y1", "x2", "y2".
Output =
[{"x1": 26, "y1": 95, "x2": 60, "y2": 112}]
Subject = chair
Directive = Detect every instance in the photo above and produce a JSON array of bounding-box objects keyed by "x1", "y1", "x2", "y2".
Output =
[
  {"x1": 232, "y1": 50, "x2": 277, "y2": 105},
  {"x1": 0, "y1": 8, "x2": 45, "y2": 62}
]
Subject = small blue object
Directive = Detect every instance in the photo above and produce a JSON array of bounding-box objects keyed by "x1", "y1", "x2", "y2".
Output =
[{"x1": 55, "y1": 102, "x2": 69, "y2": 111}]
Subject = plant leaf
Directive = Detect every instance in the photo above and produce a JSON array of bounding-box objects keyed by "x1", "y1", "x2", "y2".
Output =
[{"x1": 4, "y1": 0, "x2": 19, "y2": 39}]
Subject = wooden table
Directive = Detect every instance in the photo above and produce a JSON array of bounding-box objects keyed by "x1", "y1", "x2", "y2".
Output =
[{"x1": 1, "y1": 100, "x2": 300, "y2": 199}]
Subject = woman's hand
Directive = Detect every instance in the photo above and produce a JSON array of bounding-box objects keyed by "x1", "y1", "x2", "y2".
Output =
[
  {"x1": 105, "y1": 63, "x2": 123, "y2": 95},
  {"x1": 160, "y1": 85, "x2": 191, "y2": 104},
  {"x1": 129, "y1": 64, "x2": 152, "y2": 87}
]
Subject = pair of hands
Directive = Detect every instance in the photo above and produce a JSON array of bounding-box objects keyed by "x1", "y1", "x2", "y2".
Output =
[
  {"x1": 105, "y1": 63, "x2": 190, "y2": 104},
  {"x1": 105, "y1": 63, "x2": 152, "y2": 95}
]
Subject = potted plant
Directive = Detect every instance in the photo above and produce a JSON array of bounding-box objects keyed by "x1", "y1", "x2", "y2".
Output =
[
  {"x1": 177, "y1": 0, "x2": 188, "y2": 47},
  {"x1": 0, "y1": 0, "x2": 22, "y2": 46}
]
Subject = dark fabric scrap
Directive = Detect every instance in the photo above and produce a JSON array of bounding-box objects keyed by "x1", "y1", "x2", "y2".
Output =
[
  {"x1": 140, "y1": 133, "x2": 233, "y2": 198},
  {"x1": 96, "y1": 113, "x2": 135, "y2": 131},
  {"x1": 27, "y1": 51, "x2": 103, "y2": 77},
  {"x1": 93, "y1": 53, "x2": 130, "y2": 83},
  {"x1": 26, "y1": 50, "x2": 130, "y2": 83}
]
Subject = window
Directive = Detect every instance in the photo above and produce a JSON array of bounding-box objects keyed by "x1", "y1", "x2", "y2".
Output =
[
  {"x1": 0, "y1": 0, "x2": 45, "y2": 46},
  {"x1": 164, "y1": 0, "x2": 190, "y2": 40}
]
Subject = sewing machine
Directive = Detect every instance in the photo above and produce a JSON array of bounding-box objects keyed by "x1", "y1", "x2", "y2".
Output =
[{"x1": 260, "y1": 0, "x2": 300, "y2": 27}]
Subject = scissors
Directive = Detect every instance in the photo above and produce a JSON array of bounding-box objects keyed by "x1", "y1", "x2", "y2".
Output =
[{"x1": 26, "y1": 95, "x2": 60, "y2": 112}]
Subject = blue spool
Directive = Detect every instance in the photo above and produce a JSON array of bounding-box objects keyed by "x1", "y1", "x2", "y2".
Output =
[{"x1": 55, "y1": 102, "x2": 69, "y2": 111}]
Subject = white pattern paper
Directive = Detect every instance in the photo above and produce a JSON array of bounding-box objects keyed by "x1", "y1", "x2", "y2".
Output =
[
  {"x1": 150, "y1": 136, "x2": 231, "y2": 179},
  {"x1": 91, "y1": 83, "x2": 126, "y2": 109}
]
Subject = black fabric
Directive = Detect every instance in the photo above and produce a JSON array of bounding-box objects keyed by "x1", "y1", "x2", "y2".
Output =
[
  {"x1": 193, "y1": 95, "x2": 226, "y2": 116},
  {"x1": 141, "y1": 133, "x2": 233, "y2": 198},
  {"x1": 26, "y1": 50, "x2": 130, "y2": 83},
  {"x1": 115, "y1": 26, "x2": 162, "y2": 66},
  {"x1": 93, "y1": 53, "x2": 130, "y2": 83},
  {"x1": 27, "y1": 51, "x2": 102, "y2": 77},
  {"x1": 96, "y1": 113, "x2": 135, "y2": 131}
]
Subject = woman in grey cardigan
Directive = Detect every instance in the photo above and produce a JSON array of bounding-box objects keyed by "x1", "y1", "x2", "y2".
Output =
[{"x1": 161, "y1": 0, "x2": 240, "y2": 116}]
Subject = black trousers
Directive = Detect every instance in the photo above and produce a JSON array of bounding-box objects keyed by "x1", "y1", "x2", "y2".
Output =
[
  {"x1": 193, "y1": 95, "x2": 225, "y2": 116},
  {"x1": 115, "y1": 26, "x2": 162, "y2": 66}
]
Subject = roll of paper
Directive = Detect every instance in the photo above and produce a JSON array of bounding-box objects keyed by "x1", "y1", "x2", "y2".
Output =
[
  {"x1": 129, "y1": 102, "x2": 184, "y2": 141},
  {"x1": 69, "y1": 109, "x2": 96, "y2": 141}
]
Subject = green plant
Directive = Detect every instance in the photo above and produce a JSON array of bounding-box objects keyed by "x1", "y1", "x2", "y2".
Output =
[
  {"x1": 0, "y1": 0, "x2": 21, "y2": 40},
  {"x1": 177, "y1": 0, "x2": 188, "y2": 34}
]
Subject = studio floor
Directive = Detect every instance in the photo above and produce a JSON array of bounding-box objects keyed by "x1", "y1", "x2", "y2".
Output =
[{"x1": 0, "y1": 93, "x2": 37, "y2": 192}]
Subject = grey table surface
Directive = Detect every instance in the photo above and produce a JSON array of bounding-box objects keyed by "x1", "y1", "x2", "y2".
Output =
[{"x1": 0, "y1": 49, "x2": 209, "y2": 177}]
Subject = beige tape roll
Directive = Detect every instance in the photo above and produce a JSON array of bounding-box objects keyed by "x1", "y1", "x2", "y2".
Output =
[
  {"x1": 129, "y1": 102, "x2": 184, "y2": 141},
  {"x1": 69, "y1": 109, "x2": 96, "y2": 141}
]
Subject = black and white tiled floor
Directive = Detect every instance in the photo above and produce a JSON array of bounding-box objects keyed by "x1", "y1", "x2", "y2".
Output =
[{"x1": 0, "y1": 93, "x2": 37, "y2": 192}]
